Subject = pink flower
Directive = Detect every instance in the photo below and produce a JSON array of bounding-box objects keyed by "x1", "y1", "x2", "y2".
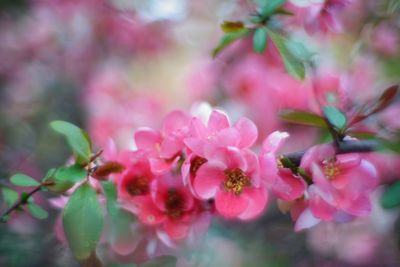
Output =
[
  {"x1": 134, "y1": 110, "x2": 192, "y2": 174},
  {"x1": 116, "y1": 150, "x2": 155, "y2": 210},
  {"x1": 182, "y1": 110, "x2": 258, "y2": 197},
  {"x1": 295, "y1": 143, "x2": 378, "y2": 230},
  {"x1": 132, "y1": 174, "x2": 209, "y2": 242},
  {"x1": 184, "y1": 109, "x2": 258, "y2": 156},
  {"x1": 289, "y1": 0, "x2": 353, "y2": 34},
  {"x1": 192, "y1": 146, "x2": 267, "y2": 220},
  {"x1": 259, "y1": 131, "x2": 307, "y2": 201}
]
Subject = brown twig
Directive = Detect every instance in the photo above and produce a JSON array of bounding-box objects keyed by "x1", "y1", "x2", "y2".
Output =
[
  {"x1": 0, "y1": 185, "x2": 42, "y2": 223},
  {"x1": 282, "y1": 139, "x2": 378, "y2": 167}
]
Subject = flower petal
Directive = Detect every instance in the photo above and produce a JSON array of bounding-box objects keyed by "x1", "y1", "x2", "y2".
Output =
[
  {"x1": 137, "y1": 197, "x2": 165, "y2": 225},
  {"x1": 193, "y1": 163, "x2": 224, "y2": 199},
  {"x1": 238, "y1": 187, "x2": 268, "y2": 220},
  {"x1": 235, "y1": 117, "x2": 258, "y2": 148},
  {"x1": 294, "y1": 208, "x2": 321, "y2": 232},
  {"x1": 134, "y1": 127, "x2": 161, "y2": 151},
  {"x1": 162, "y1": 110, "x2": 191, "y2": 135},
  {"x1": 208, "y1": 110, "x2": 230, "y2": 133},
  {"x1": 164, "y1": 219, "x2": 190, "y2": 240},
  {"x1": 215, "y1": 190, "x2": 249, "y2": 219},
  {"x1": 261, "y1": 131, "x2": 289, "y2": 154}
]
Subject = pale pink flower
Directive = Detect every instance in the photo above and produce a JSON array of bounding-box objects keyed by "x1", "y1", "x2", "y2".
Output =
[
  {"x1": 184, "y1": 109, "x2": 258, "y2": 155},
  {"x1": 296, "y1": 143, "x2": 378, "y2": 230},
  {"x1": 370, "y1": 23, "x2": 399, "y2": 56},
  {"x1": 134, "y1": 110, "x2": 192, "y2": 174},
  {"x1": 289, "y1": 0, "x2": 353, "y2": 34},
  {"x1": 259, "y1": 131, "x2": 307, "y2": 201},
  {"x1": 182, "y1": 110, "x2": 258, "y2": 197}
]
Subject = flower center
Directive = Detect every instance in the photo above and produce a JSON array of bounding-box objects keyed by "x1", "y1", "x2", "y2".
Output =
[
  {"x1": 190, "y1": 156, "x2": 207, "y2": 176},
  {"x1": 165, "y1": 189, "x2": 185, "y2": 219},
  {"x1": 126, "y1": 176, "x2": 149, "y2": 196},
  {"x1": 323, "y1": 158, "x2": 340, "y2": 179},
  {"x1": 223, "y1": 168, "x2": 251, "y2": 195}
]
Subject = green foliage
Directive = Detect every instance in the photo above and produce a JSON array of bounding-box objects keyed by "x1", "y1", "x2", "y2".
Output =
[
  {"x1": 212, "y1": 29, "x2": 250, "y2": 58},
  {"x1": 323, "y1": 106, "x2": 347, "y2": 131},
  {"x1": 279, "y1": 110, "x2": 328, "y2": 128},
  {"x1": 259, "y1": 0, "x2": 286, "y2": 20},
  {"x1": 10, "y1": 174, "x2": 40, "y2": 187},
  {"x1": 27, "y1": 202, "x2": 48, "y2": 219},
  {"x1": 54, "y1": 165, "x2": 87, "y2": 183},
  {"x1": 43, "y1": 165, "x2": 86, "y2": 193},
  {"x1": 265, "y1": 28, "x2": 305, "y2": 80},
  {"x1": 253, "y1": 27, "x2": 268, "y2": 53},
  {"x1": 63, "y1": 183, "x2": 104, "y2": 260},
  {"x1": 50, "y1": 120, "x2": 92, "y2": 164},
  {"x1": 381, "y1": 181, "x2": 400, "y2": 209},
  {"x1": 102, "y1": 182, "x2": 137, "y2": 251},
  {"x1": 1, "y1": 188, "x2": 19, "y2": 207},
  {"x1": 285, "y1": 39, "x2": 313, "y2": 62}
]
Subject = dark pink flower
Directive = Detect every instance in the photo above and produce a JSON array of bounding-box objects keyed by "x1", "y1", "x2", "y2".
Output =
[{"x1": 132, "y1": 174, "x2": 209, "y2": 242}]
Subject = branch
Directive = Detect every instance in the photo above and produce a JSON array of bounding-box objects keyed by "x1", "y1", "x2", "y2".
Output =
[
  {"x1": 0, "y1": 185, "x2": 42, "y2": 223},
  {"x1": 283, "y1": 139, "x2": 379, "y2": 167}
]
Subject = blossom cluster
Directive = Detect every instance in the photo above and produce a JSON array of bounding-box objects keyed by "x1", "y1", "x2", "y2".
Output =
[{"x1": 107, "y1": 107, "x2": 379, "y2": 249}]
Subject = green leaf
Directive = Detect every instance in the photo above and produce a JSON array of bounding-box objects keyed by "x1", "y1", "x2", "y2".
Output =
[
  {"x1": 102, "y1": 182, "x2": 137, "y2": 252},
  {"x1": 2, "y1": 188, "x2": 19, "y2": 207},
  {"x1": 279, "y1": 110, "x2": 328, "y2": 128},
  {"x1": 253, "y1": 27, "x2": 268, "y2": 53},
  {"x1": 260, "y1": 0, "x2": 286, "y2": 19},
  {"x1": 212, "y1": 29, "x2": 250, "y2": 58},
  {"x1": 285, "y1": 39, "x2": 313, "y2": 62},
  {"x1": 27, "y1": 202, "x2": 48, "y2": 219},
  {"x1": 10, "y1": 174, "x2": 40, "y2": 187},
  {"x1": 43, "y1": 165, "x2": 86, "y2": 193},
  {"x1": 265, "y1": 28, "x2": 305, "y2": 80},
  {"x1": 140, "y1": 256, "x2": 177, "y2": 267},
  {"x1": 220, "y1": 21, "x2": 245, "y2": 33},
  {"x1": 50, "y1": 120, "x2": 92, "y2": 164},
  {"x1": 323, "y1": 106, "x2": 347, "y2": 130},
  {"x1": 54, "y1": 165, "x2": 87, "y2": 183},
  {"x1": 63, "y1": 183, "x2": 104, "y2": 260},
  {"x1": 381, "y1": 181, "x2": 400, "y2": 209}
]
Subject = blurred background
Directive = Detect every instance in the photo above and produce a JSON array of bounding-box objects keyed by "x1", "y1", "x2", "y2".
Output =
[{"x1": 1, "y1": 0, "x2": 400, "y2": 266}]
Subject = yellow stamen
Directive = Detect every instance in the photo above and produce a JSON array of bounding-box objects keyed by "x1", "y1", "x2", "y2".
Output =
[{"x1": 223, "y1": 168, "x2": 251, "y2": 195}]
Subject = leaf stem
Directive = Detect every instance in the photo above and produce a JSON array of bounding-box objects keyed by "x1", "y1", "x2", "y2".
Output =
[{"x1": 0, "y1": 185, "x2": 42, "y2": 223}]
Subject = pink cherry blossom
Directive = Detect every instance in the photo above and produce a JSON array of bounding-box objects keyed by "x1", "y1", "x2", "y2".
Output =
[
  {"x1": 182, "y1": 110, "x2": 258, "y2": 197},
  {"x1": 298, "y1": 144, "x2": 378, "y2": 226},
  {"x1": 260, "y1": 131, "x2": 307, "y2": 201},
  {"x1": 192, "y1": 146, "x2": 267, "y2": 220},
  {"x1": 289, "y1": 0, "x2": 353, "y2": 34},
  {"x1": 132, "y1": 173, "x2": 209, "y2": 242},
  {"x1": 134, "y1": 110, "x2": 192, "y2": 174},
  {"x1": 116, "y1": 150, "x2": 155, "y2": 211}
]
